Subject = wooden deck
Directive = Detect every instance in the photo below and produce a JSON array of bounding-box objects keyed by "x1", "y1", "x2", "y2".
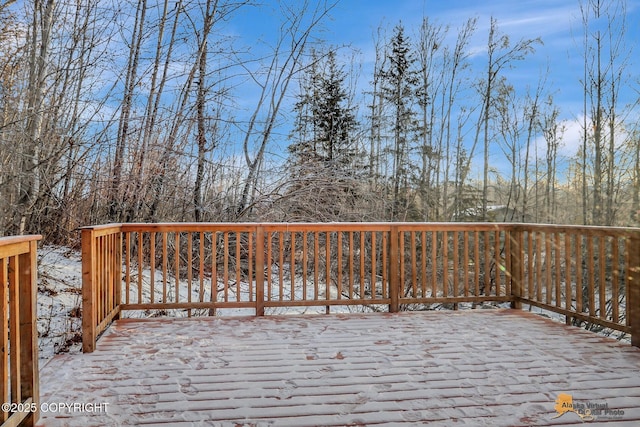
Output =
[{"x1": 37, "y1": 310, "x2": 640, "y2": 426}]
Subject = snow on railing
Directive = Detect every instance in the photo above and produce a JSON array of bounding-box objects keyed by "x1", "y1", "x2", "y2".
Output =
[
  {"x1": 0, "y1": 235, "x2": 41, "y2": 427},
  {"x1": 80, "y1": 223, "x2": 640, "y2": 353}
]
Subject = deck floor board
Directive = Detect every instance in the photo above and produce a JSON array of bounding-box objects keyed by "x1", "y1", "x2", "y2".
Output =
[{"x1": 37, "y1": 310, "x2": 640, "y2": 426}]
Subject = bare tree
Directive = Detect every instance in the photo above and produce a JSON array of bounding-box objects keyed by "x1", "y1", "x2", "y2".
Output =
[
  {"x1": 414, "y1": 18, "x2": 445, "y2": 221},
  {"x1": 476, "y1": 17, "x2": 539, "y2": 221},
  {"x1": 439, "y1": 18, "x2": 476, "y2": 221},
  {"x1": 235, "y1": 0, "x2": 338, "y2": 218},
  {"x1": 14, "y1": 0, "x2": 55, "y2": 233},
  {"x1": 579, "y1": 0, "x2": 632, "y2": 225},
  {"x1": 541, "y1": 99, "x2": 563, "y2": 223}
]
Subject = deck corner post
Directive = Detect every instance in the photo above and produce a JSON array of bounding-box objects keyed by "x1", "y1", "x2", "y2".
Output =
[
  {"x1": 389, "y1": 225, "x2": 400, "y2": 313},
  {"x1": 81, "y1": 228, "x2": 97, "y2": 353},
  {"x1": 509, "y1": 227, "x2": 524, "y2": 310},
  {"x1": 18, "y1": 238, "x2": 41, "y2": 426},
  {"x1": 629, "y1": 232, "x2": 640, "y2": 348},
  {"x1": 255, "y1": 226, "x2": 265, "y2": 316}
]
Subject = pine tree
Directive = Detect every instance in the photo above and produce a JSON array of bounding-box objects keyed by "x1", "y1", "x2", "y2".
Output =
[
  {"x1": 286, "y1": 50, "x2": 362, "y2": 221},
  {"x1": 379, "y1": 24, "x2": 419, "y2": 220}
]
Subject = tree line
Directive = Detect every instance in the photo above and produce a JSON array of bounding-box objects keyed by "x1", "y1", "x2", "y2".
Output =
[{"x1": 0, "y1": 0, "x2": 638, "y2": 245}]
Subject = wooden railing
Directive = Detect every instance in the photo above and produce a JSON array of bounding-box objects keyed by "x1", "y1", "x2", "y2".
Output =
[
  {"x1": 81, "y1": 223, "x2": 640, "y2": 352},
  {"x1": 1, "y1": 235, "x2": 41, "y2": 427},
  {"x1": 512, "y1": 224, "x2": 640, "y2": 337}
]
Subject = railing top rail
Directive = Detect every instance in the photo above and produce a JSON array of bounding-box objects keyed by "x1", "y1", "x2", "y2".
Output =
[
  {"x1": 79, "y1": 222, "x2": 640, "y2": 233},
  {"x1": 79, "y1": 223, "x2": 123, "y2": 231},
  {"x1": 0, "y1": 235, "x2": 42, "y2": 258},
  {"x1": 504, "y1": 222, "x2": 640, "y2": 236},
  {"x1": 115, "y1": 222, "x2": 516, "y2": 233},
  {"x1": 0, "y1": 234, "x2": 43, "y2": 246}
]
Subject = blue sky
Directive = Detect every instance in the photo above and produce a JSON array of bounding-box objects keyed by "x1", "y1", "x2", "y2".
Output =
[
  {"x1": 331, "y1": 0, "x2": 638, "y2": 118},
  {"x1": 15, "y1": 0, "x2": 631, "y2": 182},
  {"x1": 230, "y1": 0, "x2": 639, "y2": 174}
]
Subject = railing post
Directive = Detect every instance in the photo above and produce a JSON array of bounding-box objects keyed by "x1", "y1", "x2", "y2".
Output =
[
  {"x1": 509, "y1": 227, "x2": 523, "y2": 310},
  {"x1": 389, "y1": 225, "x2": 399, "y2": 313},
  {"x1": 629, "y1": 233, "x2": 640, "y2": 348},
  {"x1": 82, "y1": 228, "x2": 97, "y2": 353},
  {"x1": 18, "y1": 239, "x2": 40, "y2": 426},
  {"x1": 114, "y1": 231, "x2": 122, "y2": 321},
  {"x1": 255, "y1": 226, "x2": 265, "y2": 316}
]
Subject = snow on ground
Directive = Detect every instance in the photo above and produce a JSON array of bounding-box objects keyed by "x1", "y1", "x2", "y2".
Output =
[{"x1": 37, "y1": 246, "x2": 84, "y2": 363}]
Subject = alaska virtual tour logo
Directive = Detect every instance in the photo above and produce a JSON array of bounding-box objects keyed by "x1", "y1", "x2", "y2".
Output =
[{"x1": 553, "y1": 393, "x2": 625, "y2": 421}]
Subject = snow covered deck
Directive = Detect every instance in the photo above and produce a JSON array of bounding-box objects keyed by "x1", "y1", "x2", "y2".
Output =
[{"x1": 37, "y1": 309, "x2": 640, "y2": 426}]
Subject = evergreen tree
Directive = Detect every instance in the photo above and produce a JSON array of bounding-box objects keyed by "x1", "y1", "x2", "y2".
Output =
[
  {"x1": 379, "y1": 24, "x2": 420, "y2": 220},
  {"x1": 285, "y1": 49, "x2": 362, "y2": 221}
]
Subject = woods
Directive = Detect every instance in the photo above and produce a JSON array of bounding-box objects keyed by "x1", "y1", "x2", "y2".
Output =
[{"x1": 0, "y1": 0, "x2": 638, "y2": 244}]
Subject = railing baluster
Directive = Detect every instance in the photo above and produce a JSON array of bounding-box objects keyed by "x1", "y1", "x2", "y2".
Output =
[
  {"x1": 248, "y1": 231, "x2": 254, "y2": 303},
  {"x1": 150, "y1": 232, "x2": 156, "y2": 304},
  {"x1": 175, "y1": 233, "x2": 180, "y2": 303},
  {"x1": 453, "y1": 231, "x2": 459, "y2": 302},
  {"x1": 527, "y1": 231, "x2": 534, "y2": 300},
  {"x1": 399, "y1": 231, "x2": 406, "y2": 300},
  {"x1": 587, "y1": 234, "x2": 595, "y2": 317},
  {"x1": 389, "y1": 225, "x2": 399, "y2": 313},
  {"x1": 555, "y1": 232, "x2": 562, "y2": 308},
  {"x1": 162, "y1": 232, "x2": 168, "y2": 304},
  {"x1": 211, "y1": 232, "x2": 217, "y2": 312},
  {"x1": 463, "y1": 231, "x2": 469, "y2": 297},
  {"x1": 278, "y1": 231, "x2": 284, "y2": 301},
  {"x1": 484, "y1": 231, "x2": 491, "y2": 296},
  {"x1": 545, "y1": 233, "x2": 552, "y2": 305},
  {"x1": 313, "y1": 232, "x2": 319, "y2": 300},
  {"x1": 509, "y1": 228, "x2": 523, "y2": 309},
  {"x1": 325, "y1": 232, "x2": 331, "y2": 303},
  {"x1": 565, "y1": 232, "x2": 572, "y2": 324},
  {"x1": 432, "y1": 231, "x2": 438, "y2": 297},
  {"x1": 421, "y1": 231, "x2": 427, "y2": 298},
  {"x1": 575, "y1": 233, "x2": 583, "y2": 314},
  {"x1": 291, "y1": 231, "x2": 297, "y2": 301},
  {"x1": 223, "y1": 232, "x2": 229, "y2": 303},
  {"x1": 442, "y1": 231, "x2": 448, "y2": 298},
  {"x1": 235, "y1": 232, "x2": 241, "y2": 303},
  {"x1": 8, "y1": 255, "x2": 20, "y2": 405},
  {"x1": 372, "y1": 232, "x2": 378, "y2": 299},
  {"x1": 187, "y1": 233, "x2": 193, "y2": 309},
  {"x1": 382, "y1": 231, "x2": 388, "y2": 300},
  {"x1": 0, "y1": 257, "x2": 8, "y2": 421},
  {"x1": 255, "y1": 226, "x2": 265, "y2": 316},
  {"x1": 359, "y1": 231, "x2": 365, "y2": 300},
  {"x1": 611, "y1": 236, "x2": 620, "y2": 324},
  {"x1": 302, "y1": 231, "x2": 308, "y2": 301},
  {"x1": 411, "y1": 231, "x2": 417, "y2": 298},
  {"x1": 599, "y1": 235, "x2": 606, "y2": 320},
  {"x1": 474, "y1": 232, "x2": 480, "y2": 297},
  {"x1": 535, "y1": 232, "x2": 543, "y2": 302},
  {"x1": 494, "y1": 230, "x2": 501, "y2": 297},
  {"x1": 267, "y1": 232, "x2": 273, "y2": 302},
  {"x1": 199, "y1": 232, "x2": 205, "y2": 303},
  {"x1": 138, "y1": 232, "x2": 143, "y2": 305},
  {"x1": 336, "y1": 232, "x2": 342, "y2": 300},
  {"x1": 125, "y1": 232, "x2": 131, "y2": 305}
]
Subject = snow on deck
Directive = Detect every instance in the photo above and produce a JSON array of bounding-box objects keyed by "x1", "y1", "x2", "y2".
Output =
[{"x1": 37, "y1": 310, "x2": 640, "y2": 426}]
